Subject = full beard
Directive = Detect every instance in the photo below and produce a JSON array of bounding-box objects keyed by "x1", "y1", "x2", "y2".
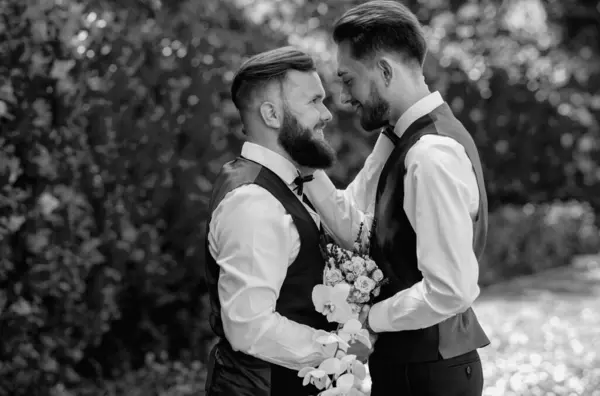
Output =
[
  {"x1": 278, "y1": 108, "x2": 336, "y2": 169},
  {"x1": 359, "y1": 85, "x2": 390, "y2": 131}
]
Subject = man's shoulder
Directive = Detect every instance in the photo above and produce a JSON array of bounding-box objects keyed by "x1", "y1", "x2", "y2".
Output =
[
  {"x1": 215, "y1": 183, "x2": 280, "y2": 214},
  {"x1": 405, "y1": 134, "x2": 469, "y2": 169},
  {"x1": 210, "y1": 183, "x2": 285, "y2": 229}
]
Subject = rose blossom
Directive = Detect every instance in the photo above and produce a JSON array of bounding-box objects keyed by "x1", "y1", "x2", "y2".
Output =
[
  {"x1": 350, "y1": 257, "x2": 367, "y2": 276},
  {"x1": 342, "y1": 260, "x2": 353, "y2": 272},
  {"x1": 372, "y1": 269, "x2": 384, "y2": 282},
  {"x1": 365, "y1": 259, "x2": 377, "y2": 272},
  {"x1": 325, "y1": 268, "x2": 344, "y2": 285},
  {"x1": 354, "y1": 275, "x2": 376, "y2": 294}
]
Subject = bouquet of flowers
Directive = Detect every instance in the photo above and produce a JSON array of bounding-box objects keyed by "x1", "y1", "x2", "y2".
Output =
[{"x1": 298, "y1": 222, "x2": 388, "y2": 395}]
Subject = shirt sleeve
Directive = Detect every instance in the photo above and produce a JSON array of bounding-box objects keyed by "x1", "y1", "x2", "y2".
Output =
[
  {"x1": 341, "y1": 133, "x2": 396, "y2": 213},
  {"x1": 208, "y1": 184, "x2": 335, "y2": 371},
  {"x1": 368, "y1": 135, "x2": 481, "y2": 332},
  {"x1": 305, "y1": 133, "x2": 395, "y2": 249}
]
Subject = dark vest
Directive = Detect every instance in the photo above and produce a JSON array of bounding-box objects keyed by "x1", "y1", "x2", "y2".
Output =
[
  {"x1": 205, "y1": 157, "x2": 336, "y2": 396},
  {"x1": 369, "y1": 103, "x2": 490, "y2": 363}
]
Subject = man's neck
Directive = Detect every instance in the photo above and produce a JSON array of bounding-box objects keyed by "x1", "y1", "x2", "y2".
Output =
[{"x1": 387, "y1": 87, "x2": 431, "y2": 127}]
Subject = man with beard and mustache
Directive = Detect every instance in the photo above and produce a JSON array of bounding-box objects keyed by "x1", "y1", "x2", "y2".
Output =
[
  {"x1": 204, "y1": 46, "x2": 374, "y2": 396},
  {"x1": 304, "y1": 2, "x2": 490, "y2": 396}
]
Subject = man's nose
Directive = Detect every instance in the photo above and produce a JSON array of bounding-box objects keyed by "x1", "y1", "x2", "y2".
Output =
[
  {"x1": 321, "y1": 106, "x2": 333, "y2": 123},
  {"x1": 339, "y1": 88, "x2": 352, "y2": 105}
]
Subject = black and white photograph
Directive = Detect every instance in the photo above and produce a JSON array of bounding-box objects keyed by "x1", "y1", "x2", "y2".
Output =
[{"x1": 1, "y1": 1, "x2": 599, "y2": 395}]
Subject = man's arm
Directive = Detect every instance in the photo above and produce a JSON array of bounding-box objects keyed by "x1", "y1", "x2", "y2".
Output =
[
  {"x1": 306, "y1": 132, "x2": 395, "y2": 249},
  {"x1": 339, "y1": 133, "x2": 395, "y2": 213},
  {"x1": 367, "y1": 136, "x2": 481, "y2": 332},
  {"x1": 209, "y1": 185, "x2": 335, "y2": 371}
]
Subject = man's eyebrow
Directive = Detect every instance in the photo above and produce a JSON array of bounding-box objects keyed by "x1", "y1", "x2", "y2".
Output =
[
  {"x1": 337, "y1": 70, "x2": 348, "y2": 78},
  {"x1": 311, "y1": 93, "x2": 325, "y2": 100}
]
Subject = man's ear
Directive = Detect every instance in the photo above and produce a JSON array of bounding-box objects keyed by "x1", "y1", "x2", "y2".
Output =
[
  {"x1": 377, "y1": 58, "x2": 393, "y2": 86},
  {"x1": 259, "y1": 101, "x2": 281, "y2": 129}
]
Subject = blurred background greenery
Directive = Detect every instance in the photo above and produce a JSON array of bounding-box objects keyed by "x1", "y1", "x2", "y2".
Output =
[{"x1": 0, "y1": 0, "x2": 599, "y2": 395}]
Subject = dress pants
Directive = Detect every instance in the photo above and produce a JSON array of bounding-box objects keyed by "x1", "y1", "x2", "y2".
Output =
[
  {"x1": 205, "y1": 341, "x2": 319, "y2": 396},
  {"x1": 369, "y1": 350, "x2": 484, "y2": 396}
]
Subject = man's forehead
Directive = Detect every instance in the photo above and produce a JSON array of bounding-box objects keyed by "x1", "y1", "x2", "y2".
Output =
[
  {"x1": 335, "y1": 45, "x2": 355, "y2": 76},
  {"x1": 285, "y1": 70, "x2": 325, "y2": 97}
]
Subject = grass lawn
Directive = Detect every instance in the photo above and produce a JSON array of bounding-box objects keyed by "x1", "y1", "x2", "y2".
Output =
[
  {"x1": 360, "y1": 256, "x2": 600, "y2": 396},
  {"x1": 475, "y1": 256, "x2": 600, "y2": 396}
]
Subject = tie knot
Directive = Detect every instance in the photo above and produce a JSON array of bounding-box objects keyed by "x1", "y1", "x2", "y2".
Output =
[{"x1": 292, "y1": 173, "x2": 314, "y2": 196}]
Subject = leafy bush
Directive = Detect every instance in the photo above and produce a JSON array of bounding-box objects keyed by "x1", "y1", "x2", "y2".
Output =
[
  {"x1": 0, "y1": 2, "x2": 216, "y2": 395},
  {"x1": 480, "y1": 201, "x2": 600, "y2": 286},
  {"x1": 70, "y1": 354, "x2": 207, "y2": 396},
  {"x1": 1, "y1": 2, "x2": 113, "y2": 395}
]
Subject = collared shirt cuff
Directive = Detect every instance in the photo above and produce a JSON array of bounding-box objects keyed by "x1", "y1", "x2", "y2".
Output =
[
  {"x1": 368, "y1": 299, "x2": 395, "y2": 333},
  {"x1": 315, "y1": 330, "x2": 338, "y2": 358},
  {"x1": 309, "y1": 170, "x2": 338, "y2": 204}
]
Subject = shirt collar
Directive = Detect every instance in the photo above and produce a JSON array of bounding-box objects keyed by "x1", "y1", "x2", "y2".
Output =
[
  {"x1": 241, "y1": 142, "x2": 299, "y2": 186},
  {"x1": 393, "y1": 91, "x2": 444, "y2": 138}
]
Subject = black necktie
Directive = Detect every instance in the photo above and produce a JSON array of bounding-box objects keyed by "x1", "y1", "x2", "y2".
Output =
[
  {"x1": 292, "y1": 172, "x2": 314, "y2": 196},
  {"x1": 302, "y1": 195, "x2": 317, "y2": 212},
  {"x1": 294, "y1": 177, "x2": 326, "y2": 254},
  {"x1": 382, "y1": 126, "x2": 400, "y2": 146}
]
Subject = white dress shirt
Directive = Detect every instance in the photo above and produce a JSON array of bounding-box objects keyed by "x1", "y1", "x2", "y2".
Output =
[
  {"x1": 208, "y1": 142, "x2": 335, "y2": 371},
  {"x1": 305, "y1": 91, "x2": 482, "y2": 334}
]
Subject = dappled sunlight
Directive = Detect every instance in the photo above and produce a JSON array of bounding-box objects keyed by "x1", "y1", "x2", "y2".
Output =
[
  {"x1": 476, "y1": 258, "x2": 600, "y2": 395},
  {"x1": 476, "y1": 294, "x2": 600, "y2": 395},
  {"x1": 503, "y1": 0, "x2": 551, "y2": 41},
  {"x1": 230, "y1": 0, "x2": 600, "y2": 135}
]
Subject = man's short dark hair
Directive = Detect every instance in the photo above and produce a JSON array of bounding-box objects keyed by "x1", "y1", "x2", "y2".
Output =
[
  {"x1": 333, "y1": 1, "x2": 427, "y2": 66},
  {"x1": 231, "y1": 46, "x2": 316, "y2": 111}
]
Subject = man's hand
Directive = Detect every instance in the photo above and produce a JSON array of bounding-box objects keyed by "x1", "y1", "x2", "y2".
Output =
[
  {"x1": 346, "y1": 339, "x2": 374, "y2": 363},
  {"x1": 358, "y1": 305, "x2": 370, "y2": 326},
  {"x1": 345, "y1": 305, "x2": 378, "y2": 363},
  {"x1": 359, "y1": 304, "x2": 377, "y2": 336}
]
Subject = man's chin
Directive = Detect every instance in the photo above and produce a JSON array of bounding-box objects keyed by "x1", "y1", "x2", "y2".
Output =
[
  {"x1": 296, "y1": 155, "x2": 335, "y2": 170},
  {"x1": 293, "y1": 149, "x2": 336, "y2": 170},
  {"x1": 360, "y1": 118, "x2": 387, "y2": 132}
]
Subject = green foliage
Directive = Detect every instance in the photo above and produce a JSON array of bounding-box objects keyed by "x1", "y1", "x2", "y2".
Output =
[{"x1": 480, "y1": 201, "x2": 600, "y2": 285}]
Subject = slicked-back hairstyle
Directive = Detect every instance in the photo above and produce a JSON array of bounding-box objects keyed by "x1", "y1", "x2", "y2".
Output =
[
  {"x1": 231, "y1": 46, "x2": 316, "y2": 112},
  {"x1": 333, "y1": 1, "x2": 427, "y2": 66}
]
